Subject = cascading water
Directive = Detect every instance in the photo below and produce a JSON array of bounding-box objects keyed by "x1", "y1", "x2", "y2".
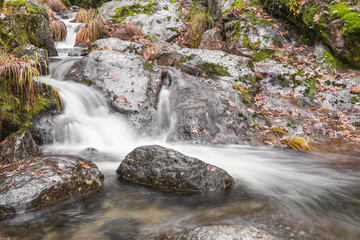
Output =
[
  {"x1": 2, "y1": 11, "x2": 360, "y2": 240},
  {"x1": 155, "y1": 71, "x2": 176, "y2": 139}
]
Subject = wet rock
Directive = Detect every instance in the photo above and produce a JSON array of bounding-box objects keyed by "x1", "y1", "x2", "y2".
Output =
[
  {"x1": 0, "y1": 130, "x2": 41, "y2": 166},
  {"x1": 151, "y1": 225, "x2": 279, "y2": 240},
  {"x1": 161, "y1": 48, "x2": 253, "y2": 80},
  {"x1": 89, "y1": 38, "x2": 146, "y2": 55},
  {"x1": 223, "y1": 8, "x2": 297, "y2": 57},
  {"x1": 65, "y1": 50, "x2": 160, "y2": 132},
  {"x1": 0, "y1": 0, "x2": 57, "y2": 56},
  {"x1": 117, "y1": 145, "x2": 234, "y2": 193},
  {"x1": 0, "y1": 155, "x2": 103, "y2": 214},
  {"x1": 162, "y1": 69, "x2": 249, "y2": 144},
  {"x1": 106, "y1": 22, "x2": 144, "y2": 41},
  {"x1": 101, "y1": 218, "x2": 140, "y2": 240},
  {"x1": 100, "y1": 0, "x2": 184, "y2": 41}
]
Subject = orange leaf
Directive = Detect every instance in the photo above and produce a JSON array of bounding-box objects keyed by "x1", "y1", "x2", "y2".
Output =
[
  {"x1": 79, "y1": 161, "x2": 84, "y2": 165},
  {"x1": 83, "y1": 164, "x2": 90, "y2": 169},
  {"x1": 38, "y1": 172, "x2": 45, "y2": 177}
]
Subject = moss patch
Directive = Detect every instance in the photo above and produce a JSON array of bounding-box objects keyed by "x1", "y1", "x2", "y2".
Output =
[
  {"x1": 0, "y1": 78, "x2": 55, "y2": 139},
  {"x1": 202, "y1": 63, "x2": 231, "y2": 76},
  {"x1": 111, "y1": 2, "x2": 158, "y2": 22}
]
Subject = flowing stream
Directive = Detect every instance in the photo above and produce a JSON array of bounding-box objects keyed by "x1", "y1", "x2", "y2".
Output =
[{"x1": 1, "y1": 13, "x2": 360, "y2": 240}]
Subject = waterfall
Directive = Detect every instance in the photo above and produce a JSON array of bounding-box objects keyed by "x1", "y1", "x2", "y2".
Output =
[
  {"x1": 36, "y1": 11, "x2": 360, "y2": 235},
  {"x1": 155, "y1": 71, "x2": 176, "y2": 139}
]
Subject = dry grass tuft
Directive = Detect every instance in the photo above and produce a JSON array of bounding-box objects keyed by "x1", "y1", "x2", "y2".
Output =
[
  {"x1": 45, "y1": 0, "x2": 66, "y2": 12},
  {"x1": 272, "y1": 125, "x2": 287, "y2": 137},
  {"x1": 52, "y1": 88, "x2": 63, "y2": 110},
  {"x1": 283, "y1": 137, "x2": 316, "y2": 151},
  {"x1": 0, "y1": 48, "x2": 41, "y2": 108},
  {"x1": 74, "y1": 8, "x2": 93, "y2": 23},
  {"x1": 76, "y1": 14, "x2": 106, "y2": 47},
  {"x1": 44, "y1": 4, "x2": 55, "y2": 18},
  {"x1": 184, "y1": 11, "x2": 214, "y2": 48},
  {"x1": 107, "y1": 22, "x2": 143, "y2": 41},
  {"x1": 50, "y1": 18, "x2": 67, "y2": 41}
]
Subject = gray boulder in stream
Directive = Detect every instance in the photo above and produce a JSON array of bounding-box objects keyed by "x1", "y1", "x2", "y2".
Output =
[
  {"x1": 0, "y1": 155, "x2": 103, "y2": 214},
  {"x1": 151, "y1": 225, "x2": 279, "y2": 240},
  {"x1": 117, "y1": 145, "x2": 234, "y2": 193},
  {"x1": 65, "y1": 50, "x2": 160, "y2": 132}
]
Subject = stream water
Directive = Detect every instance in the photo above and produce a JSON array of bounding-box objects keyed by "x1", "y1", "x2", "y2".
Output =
[{"x1": 1, "y1": 13, "x2": 360, "y2": 240}]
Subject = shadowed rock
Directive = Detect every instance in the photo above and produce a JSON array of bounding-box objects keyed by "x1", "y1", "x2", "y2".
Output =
[
  {"x1": 0, "y1": 155, "x2": 103, "y2": 214},
  {"x1": 150, "y1": 225, "x2": 279, "y2": 240},
  {"x1": 117, "y1": 145, "x2": 234, "y2": 193}
]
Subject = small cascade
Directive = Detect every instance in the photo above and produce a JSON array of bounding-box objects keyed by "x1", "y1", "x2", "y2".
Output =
[
  {"x1": 54, "y1": 12, "x2": 84, "y2": 56},
  {"x1": 155, "y1": 71, "x2": 176, "y2": 139}
]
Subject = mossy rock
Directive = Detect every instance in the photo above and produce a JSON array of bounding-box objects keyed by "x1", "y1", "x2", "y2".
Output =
[
  {"x1": 0, "y1": 5, "x2": 57, "y2": 56},
  {"x1": 260, "y1": 0, "x2": 360, "y2": 68},
  {"x1": 0, "y1": 78, "x2": 57, "y2": 141}
]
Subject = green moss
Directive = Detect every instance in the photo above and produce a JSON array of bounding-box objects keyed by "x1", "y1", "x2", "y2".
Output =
[
  {"x1": 111, "y1": 2, "x2": 158, "y2": 22},
  {"x1": 6, "y1": 0, "x2": 27, "y2": 8},
  {"x1": 179, "y1": 54, "x2": 194, "y2": 63},
  {"x1": 322, "y1": 51, "x2": 355, "y2": 72},
  {"x1": 231, "y1": 22, "x2": 241, "y2": 41},
  {"x1": 351, "y1": 96, "x2": 359, "y2": 104},
  {"x1": 202, "y1": 63, "x2": 231, "y2": 76},
  {"x1": 252, "y1": 49, "x2": 273, "y2": 62},
  {"x1": 0, "y1": 78, "x2": 55, "y2": 135},
  {"x1": 242, "y1": 34, "x2": 251, "y2": 50},
  {"x1": 304, "y1": 77, "x2": 316, "y2": 98}
]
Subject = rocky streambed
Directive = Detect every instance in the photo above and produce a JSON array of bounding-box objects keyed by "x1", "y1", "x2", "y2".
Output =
[{"x1": 1, "y1": 0, "x2": 360, "y2": 239}]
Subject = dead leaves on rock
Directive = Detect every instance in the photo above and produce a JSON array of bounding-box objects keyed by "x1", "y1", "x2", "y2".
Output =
[{"x1": 141, "y1": 46, "x2": 160, "y2": 62}]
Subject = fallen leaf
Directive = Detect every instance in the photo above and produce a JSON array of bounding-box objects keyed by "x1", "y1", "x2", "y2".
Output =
[
  {"x1": 79, "y1": 161, "x2": 84, "y2": 165},
  {"x1": 83, "y1": 164, "x2": 90, "y2": 169},
  {"x1": 313, "y1": 14, "x2": 320, "y2": 23}
]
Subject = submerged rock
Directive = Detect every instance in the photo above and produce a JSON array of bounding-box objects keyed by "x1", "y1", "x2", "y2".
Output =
[
  {"x1": 117, "y1": 145, "x2": 234, "y2": 193},
  {"x1": 0, "y1": 130, "x2": 41, "y2": 166},
  {"x1": 0, "y1": 155, "x2": 103, "y2": 214},
  {"x1": 151, "y1": 225, "x2": 279, "y2": 240}
]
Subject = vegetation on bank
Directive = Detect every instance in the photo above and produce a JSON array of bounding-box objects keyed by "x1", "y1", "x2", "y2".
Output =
[{"x1": 261, "y1": 0, "x2": 360, "y2": 68}]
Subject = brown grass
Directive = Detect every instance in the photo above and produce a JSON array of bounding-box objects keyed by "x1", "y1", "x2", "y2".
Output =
[
  {"x1": 50, "y1": 18, "x2": 67, "y2": 41},
  {"x1": 44, "y1": 4, "x2": 55, "y2": 18},
  {"x1": 74, "y1": 8, "x2": 93, "y2": 23},
  {"x1": 184, "y1": 11, "x2": 214, "y2": 48},
  {"x1": 76, "y1": 14, "x2": 106, "y2": 47},
  {"x1": 283, "y1": 137, "x2": 316, "y2": 151},
  {"x1": 107, "y1": 22, "x2": 143, "y2": 41},
  {"x1": 0, "y1": 48, "x2": 41, "y2": 108},
  {"x1": 45, "y1": 0, "x2": 66, "y2": 12},
  {"x1": 52, "y1": 88, "x2": 63, "y2": 110}
]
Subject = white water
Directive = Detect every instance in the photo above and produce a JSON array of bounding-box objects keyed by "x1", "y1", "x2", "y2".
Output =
[
  {"x1": 54, "y1": 12, "x2": 84, "y2": 50},
  {"x1": 40, "y1": 13, "x2": 360, "y2": 234}
]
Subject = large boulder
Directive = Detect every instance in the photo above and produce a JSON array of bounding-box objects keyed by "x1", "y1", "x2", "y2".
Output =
[
  {"x1": 150, "y1": 225, "x2": 279, "y2": 240},
  {"x1": 0, "y1": 0, "x2": 57, "y2": 56},
  {"x1": 0, "y1": 130, "x2": 41, "y2": 166},
  {"x1": 89, "y1": 38, "x2": 146, "y2": 55},
  {"x1": 100, "y1": 0, "x2": 184, "y2": 42},
  {"x1": 65, "y1": 50, "x2": 161, "y2": 132},
  {"x1": 117, "y1": 145, "x2": 234, "y2": 193},
  {"x1": 0, "y1": 155, "x2": 103, "y2": 214}
]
